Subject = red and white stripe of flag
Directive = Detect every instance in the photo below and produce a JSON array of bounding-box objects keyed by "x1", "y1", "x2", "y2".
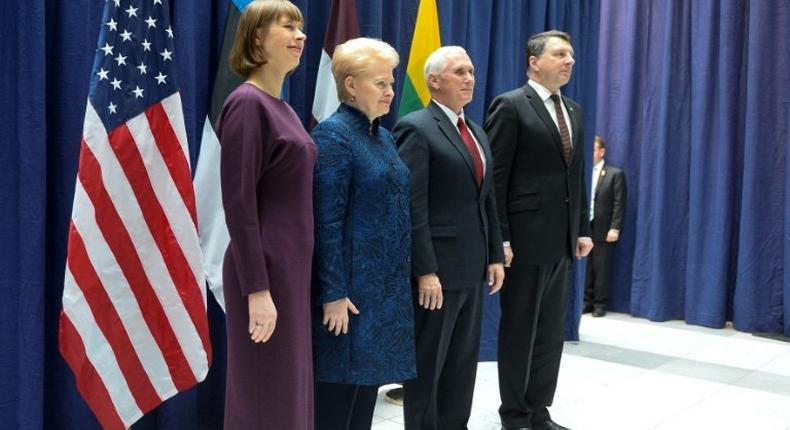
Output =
[
  {"x1": 311, "y1": 0, "x2": 360, "y2": 124},
  {"x1": 59, "y1": 93, "x2": 210, "y2": 430}
]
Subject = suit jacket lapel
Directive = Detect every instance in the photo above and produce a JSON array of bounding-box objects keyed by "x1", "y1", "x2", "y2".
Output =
[
  {"x1": 564, "y1": 95, "x2": 581, "y2": 166},
  {"x1": 469, "y1": 123, "x2": 491, "y2": 169},
  {"x1": 523, "y1": 85, "x2": 567, "y2": 164},
  {"x1": 468, "y1": 121, "x2": 492, "y2": 195},
  {"x1": 428, "y1": 101, "x2": 479, "y2": 184},
  {"x1": 595, "y1": 165, "x2": 610, "y2": 199}
]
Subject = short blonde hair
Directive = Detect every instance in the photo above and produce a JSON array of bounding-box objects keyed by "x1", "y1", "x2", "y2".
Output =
[
  {"x1": 331, "y1": 37, "x2": 400, "y2": 103},
  {"x1": 228, "y1": 0, "x2": 303, "y2": 77}
]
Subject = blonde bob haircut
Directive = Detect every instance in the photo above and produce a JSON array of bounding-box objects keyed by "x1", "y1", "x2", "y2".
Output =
[
  {"x1": 228, "y1": 0, "x2": 303, "y2": 77},
  {"x1": 331, "y1": 37, "x2": 400, "y2": 103}
]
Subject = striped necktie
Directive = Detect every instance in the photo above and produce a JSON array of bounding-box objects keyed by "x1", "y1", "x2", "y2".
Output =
[{"x1": 550, "y1": 94, "x2": 572, "y2": 164}]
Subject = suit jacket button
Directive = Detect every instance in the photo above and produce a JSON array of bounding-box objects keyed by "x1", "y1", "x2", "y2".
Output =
[{"x1": 564, "y1": 197, "x2": 570, "y2": 203}]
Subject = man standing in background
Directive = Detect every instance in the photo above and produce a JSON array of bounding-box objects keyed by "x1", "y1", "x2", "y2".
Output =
[{"x1": 584, "y1": 136, "x2": 627, "y2": 317}]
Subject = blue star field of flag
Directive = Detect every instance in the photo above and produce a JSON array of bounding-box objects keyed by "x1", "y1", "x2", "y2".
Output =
[{"x1": 90, "y1": 0, "x2": 178, "y2": 130}]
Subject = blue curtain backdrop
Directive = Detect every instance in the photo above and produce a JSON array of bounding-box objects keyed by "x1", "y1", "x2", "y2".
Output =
[
  {"x1": 5, "y1": 0, "x2": 789, "y2": 428},
  {"x1": 596, "y1": 0, "x2": 790, "y2": 335},
  {"x1": 20, "y1": 0, "x2": 790, "y2": 428}
]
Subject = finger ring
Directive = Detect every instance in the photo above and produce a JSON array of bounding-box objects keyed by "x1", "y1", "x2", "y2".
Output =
[{"x1": 255, "y1": 322, "x2": 262, "y2": 327}]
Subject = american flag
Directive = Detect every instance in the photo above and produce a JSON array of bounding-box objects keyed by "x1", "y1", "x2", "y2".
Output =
[{"x1": 58, "y1": 1, "x2": 211, "y2": 429}]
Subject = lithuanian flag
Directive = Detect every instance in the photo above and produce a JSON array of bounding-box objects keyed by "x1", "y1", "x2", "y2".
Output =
[{"x1": 397, "y1": 0, "x2": 441, "y2": 118}]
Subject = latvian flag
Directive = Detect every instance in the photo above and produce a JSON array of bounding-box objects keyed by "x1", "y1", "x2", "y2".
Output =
[
  {"x1": 59, "y1": 0, "x2": 211, "y2": 429},
  {"x1": 311, "y1": 0, "x2": 361, "y2": 124}
]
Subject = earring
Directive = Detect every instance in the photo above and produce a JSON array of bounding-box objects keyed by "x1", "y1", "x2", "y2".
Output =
[{"x1": 349, "y1": 96, "x2": 356, "y2": 103}]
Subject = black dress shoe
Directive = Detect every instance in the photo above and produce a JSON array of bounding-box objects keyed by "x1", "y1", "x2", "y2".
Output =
[
  {"x1": 592, "y1": 305, "x2": 606, "y2": 317},
  {"x1": 531, "y1": 419, "x2": 570, "y2": 430},
  {"x1": 501, "y1": 427, "x2": 532, "y2": 430},
  {"x1": 582, "y1": 303, "x2": 593, "y2": 313}
]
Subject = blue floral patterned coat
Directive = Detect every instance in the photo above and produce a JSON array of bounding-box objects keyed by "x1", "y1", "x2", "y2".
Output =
[{"x1": 311, "y1": 104, "x2": 416, "y2": 385}]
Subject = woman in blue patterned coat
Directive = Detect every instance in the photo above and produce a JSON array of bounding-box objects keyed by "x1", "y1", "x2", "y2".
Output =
[{"x1": 311, "y1": 37, "x2": 416, "y2": 430}]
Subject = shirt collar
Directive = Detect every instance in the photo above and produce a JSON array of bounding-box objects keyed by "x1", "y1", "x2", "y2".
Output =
[
  {"x1": 432, "y1": 99, "x2": 466, "y2": 126},
  {"x1": 528, "y1": 79, "x2": 562, "y2": 102},
  {"x1": 593, "y1": 159, "x2": 605, "y2": 170}
]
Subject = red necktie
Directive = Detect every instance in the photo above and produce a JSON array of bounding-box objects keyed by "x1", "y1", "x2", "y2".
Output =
[
  {"x1": 550, "y1": 94, "x2": 572, "y2": 165},
  {"x1": 457, "y1": 117, "x2": 484, "y2": 186}
]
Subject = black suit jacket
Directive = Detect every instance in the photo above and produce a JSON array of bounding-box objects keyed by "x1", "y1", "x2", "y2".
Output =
[
  {"x1": 395, "y1": 101, "x2": 505, "y2": 290},
  {"x1": 484, "y1": 84, "x2": 591, "y2": 266},
  {"x1": 591, "y1": 164, "x2": 626, "y2": 242}
]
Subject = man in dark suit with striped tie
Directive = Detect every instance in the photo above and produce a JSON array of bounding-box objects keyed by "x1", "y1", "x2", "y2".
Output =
[{"x1": 485, "y1": 30, "x2": 592, "y2": 430}]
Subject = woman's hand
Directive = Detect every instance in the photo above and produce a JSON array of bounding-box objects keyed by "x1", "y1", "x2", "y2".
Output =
[
  {"x1": 322, "y1": 298, "x2": 360, "y2": 336},
  {"x1": 248, "y1": 289, "x2": 277, "y2": 343}
]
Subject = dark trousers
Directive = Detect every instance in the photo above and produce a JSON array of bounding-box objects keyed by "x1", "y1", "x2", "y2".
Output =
[
  {"x1": 584, "y1": 238, "x2": 614, "y2": 307},
  {"x1": 497, "y1": 257, "x2": 571, "y2": 428},
  {"x1": 404, "y1": 285, "x2": 484, "y2": 430},
  {"x1": 315, "y1": 382, "x2": 379, "y2": 430}
]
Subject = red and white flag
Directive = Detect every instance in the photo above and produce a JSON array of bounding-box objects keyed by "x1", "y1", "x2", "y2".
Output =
[
  {"x1": 311, "y1": 0, "x2": 361, "y2": 124},
  {"x1": 58, "y1": 1, "x2": 211, "y2": 428}
]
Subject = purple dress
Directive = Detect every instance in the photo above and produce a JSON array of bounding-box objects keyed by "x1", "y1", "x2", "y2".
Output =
[{"x1": 217, "y1": 83, "x2": 316, "y2": 430}]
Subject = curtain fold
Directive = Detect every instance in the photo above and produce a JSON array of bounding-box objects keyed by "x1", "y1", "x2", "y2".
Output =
[
  {"x1": 2, "y1": 2, "x2": 76, "y2": 428},
  {"x1": 3, "y1": 0, "x2": 597, "y2": 427},
  {"x1": 597, "y1": 0, "x2": 789, "y2": 336},
  {"x1": 733, "y1": 0, "x2": 789, "y2": 334}
]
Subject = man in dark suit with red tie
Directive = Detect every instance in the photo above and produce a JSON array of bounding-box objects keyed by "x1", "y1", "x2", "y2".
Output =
[
  {"x1": 484, "y1": 30, "x2": 592, "y2": 430},
  {"x1": 584, "y1": 136, "x2": 627, "y2": 317},
  {"x1": 394, "y1": 46, "x2": 505, "y2": 430}
]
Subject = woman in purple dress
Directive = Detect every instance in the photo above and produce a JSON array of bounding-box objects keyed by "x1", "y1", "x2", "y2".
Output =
[{"x1": 216, "y1": 1, "x2": 315, "y2": 428}]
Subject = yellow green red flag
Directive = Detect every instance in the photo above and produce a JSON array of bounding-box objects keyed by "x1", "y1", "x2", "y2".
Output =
[{"x1": 398, "y1": 0, "x2": 441, "y2": 118}]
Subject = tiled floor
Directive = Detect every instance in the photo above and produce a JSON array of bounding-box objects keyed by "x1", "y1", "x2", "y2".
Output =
[{"x1": 372, "y1": 312, "x2": 790, "y2": 430}]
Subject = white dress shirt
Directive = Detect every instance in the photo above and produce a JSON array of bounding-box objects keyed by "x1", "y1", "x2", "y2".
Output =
[
  {"x1": 590, "y1": 159, "x2": 604, "y2": 221},
  {"x1": 528, "y1": 80, "x2": 574, "y2": 145}
]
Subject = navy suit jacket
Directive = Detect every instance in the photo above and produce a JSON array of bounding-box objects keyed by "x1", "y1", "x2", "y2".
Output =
[
  {"x1": 592, "y1": 163, "x2": 627, "y2": 242},
  {"x1": 485, "y1": 84, "x2": 591, "y2": 265},
  {"x1": 395, "y1": 101, "x2": 505, "y2": 290}
]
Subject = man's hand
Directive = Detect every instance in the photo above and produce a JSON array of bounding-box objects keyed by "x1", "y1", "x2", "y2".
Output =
[
  {"x1": 576, "y1": 237, "x2": 594, "y2": 259},
  {"x1": 503, "y1": 245, "x2": 514, "y2": 267},
  {"x1": 488, "y1": 263, "x2": 505, "y2": 295},
  {"x1": 322, "y1": 297, "x2": 360, "y2": 336},
  {"x1": 248, "y1": 289, "x2": 277, "y2": 343},
  {"x1": 417, "y1": 273, "x2": 443, "y2": 310},
  {"x1": 606, "y1": 229, "x2": 620, "y2": 242}
]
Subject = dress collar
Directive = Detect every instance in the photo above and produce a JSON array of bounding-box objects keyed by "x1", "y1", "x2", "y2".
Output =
[{"x1": 338, "y1": 103, "x2": 380, "y2": 134}]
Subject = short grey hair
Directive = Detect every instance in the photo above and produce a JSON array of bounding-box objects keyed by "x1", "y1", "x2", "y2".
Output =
[{"x1": 423, "y1": 46, "x2": 469, "y2": 84}]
